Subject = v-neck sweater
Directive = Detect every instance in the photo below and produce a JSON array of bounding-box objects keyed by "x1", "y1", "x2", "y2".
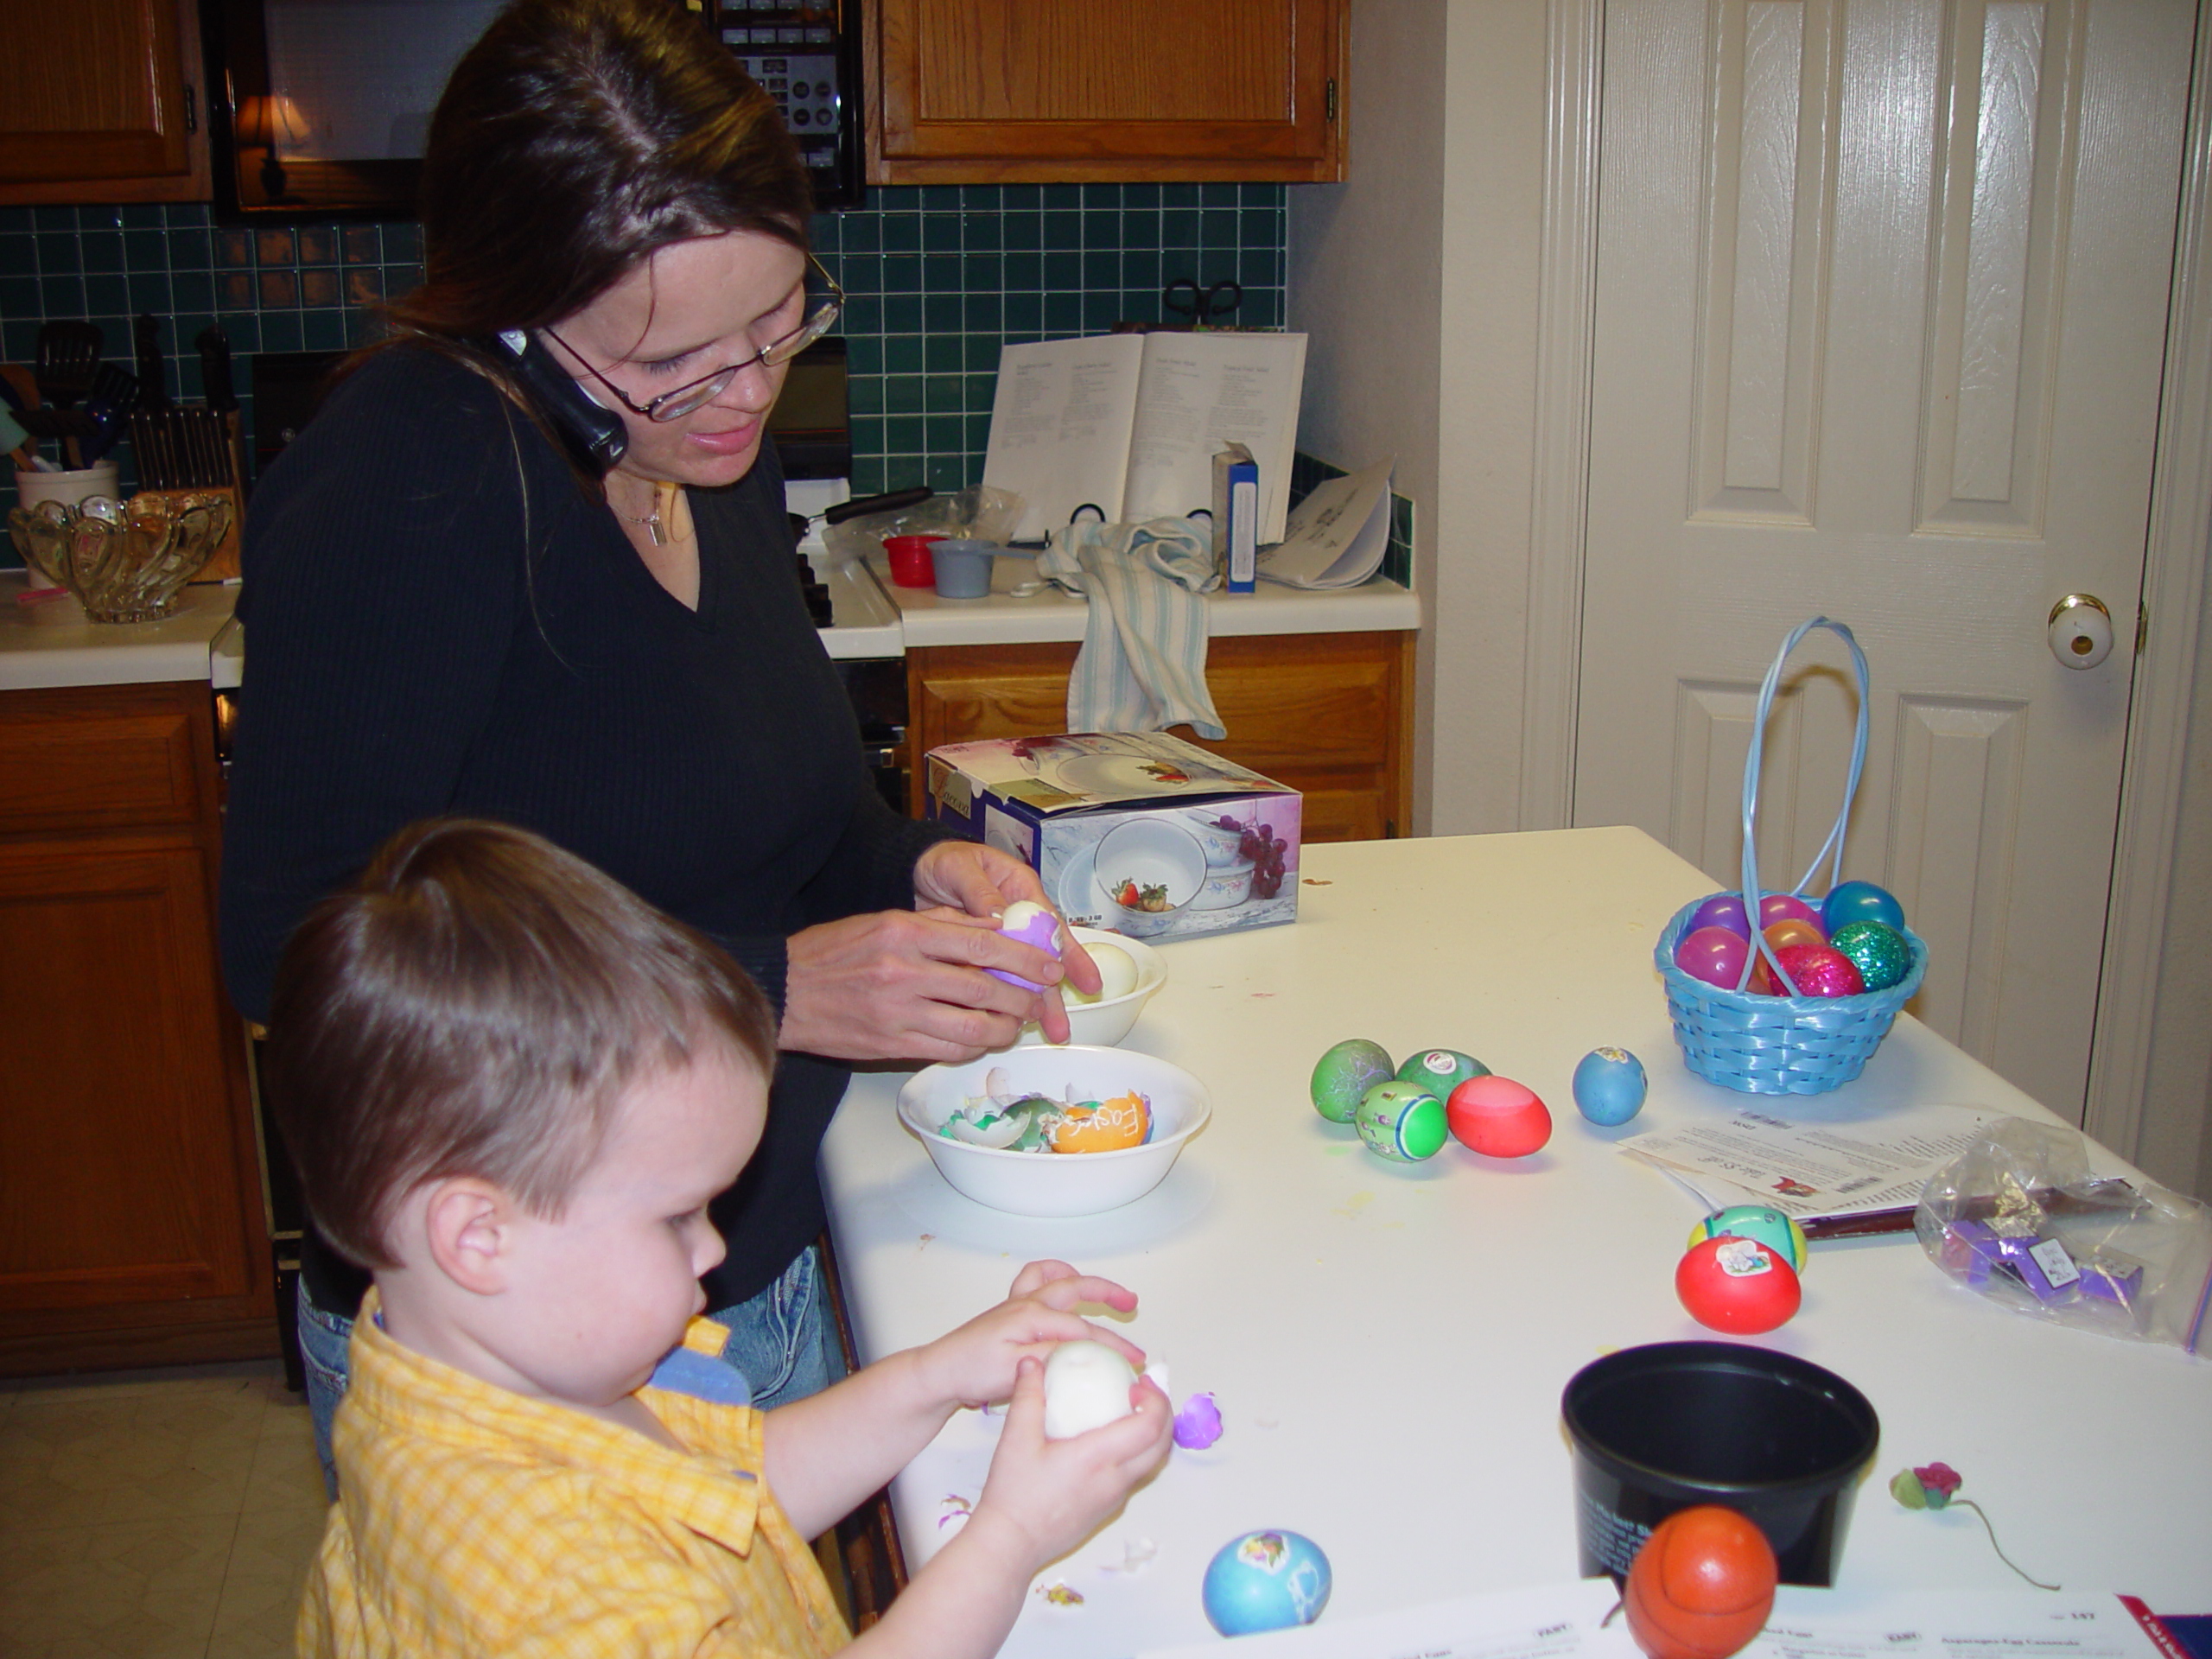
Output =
[{"x1": 220, "y1": 344, "x2": 951, "y2": 1313}]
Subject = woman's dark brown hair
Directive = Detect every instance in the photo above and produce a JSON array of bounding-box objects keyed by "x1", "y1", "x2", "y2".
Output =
[{"x1": 264, "y1": 817, "x2": 779, "y2": 1270}]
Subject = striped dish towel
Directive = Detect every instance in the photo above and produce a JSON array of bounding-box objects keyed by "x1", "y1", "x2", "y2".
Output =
[{"x1": 1037, "y1": 518, "x2": 1225, "y2": 739}]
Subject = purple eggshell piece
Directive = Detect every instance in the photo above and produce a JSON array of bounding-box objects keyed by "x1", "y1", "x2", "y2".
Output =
[
  {"x1": 1687, "y1": 893, "x2": 1752, "y2": 938},
  {"x1": 987, "y1": 909, "x2": 1064, "y2": 992},
  {"x1": 1673, "y1": 925, "x2": 1751, "y2": 990},
  {"x1": 1174, "y1": 1392, "x2": 1224, "y2": 1450},
  {"x1": 1758, "y1": 893, "x2": 1824, "y2": 932}
]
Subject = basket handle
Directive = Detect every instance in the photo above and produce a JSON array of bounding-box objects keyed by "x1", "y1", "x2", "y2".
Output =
[{"x1": 1738, "y1": 616, "x2": 1872, "y2": 995}]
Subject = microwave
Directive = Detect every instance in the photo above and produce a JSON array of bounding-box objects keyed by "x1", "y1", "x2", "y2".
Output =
[{"x1": 201, "y1": 0, "x2": 863, "y2": 222}]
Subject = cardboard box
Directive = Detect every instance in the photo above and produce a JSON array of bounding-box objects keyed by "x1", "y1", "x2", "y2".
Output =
[{"x1": 925, "y1": 732, "x2": 1301, "y2": 943}]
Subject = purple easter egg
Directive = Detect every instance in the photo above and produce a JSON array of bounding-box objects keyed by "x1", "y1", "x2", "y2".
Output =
[
  {"x1": 987, "y1": 902, "x2": 1063, "y2": 992},
  {"x1": 1687, "y1": 893, "x2": 1753, "y2": 938},
  {"x1": 1758, "y1": 893, "x2": 1825, "y2": 934},
  {"x1": 1674, "y1": 925, "x2": 1751, "y2": 990}
]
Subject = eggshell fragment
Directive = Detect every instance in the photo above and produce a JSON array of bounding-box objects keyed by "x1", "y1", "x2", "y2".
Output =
[
  {"x1": 989, "y1": 900, "x2": 1064, "y2": 992},
  {"x1": 1043, "y1": 1340, "x2": 1139, "y2": 1440}
]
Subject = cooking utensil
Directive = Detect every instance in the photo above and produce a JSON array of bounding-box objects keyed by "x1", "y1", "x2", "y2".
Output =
[
  {"x1": 1163, "y1": 277, "x2": 1243, "y2": 330},
  {"x1": 133, "y1": 315, "x2": 171, "y2": 411},
  {"x1": 35, "y1": 321, "x2": 103, "y2": 410},
  {"x1": 818, "y1": 486, "x2": 933, "y2": 528}
]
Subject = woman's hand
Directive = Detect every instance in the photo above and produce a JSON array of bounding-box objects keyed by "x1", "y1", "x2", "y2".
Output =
[{"x1": 912, "y1": 841, "x2": 1103, "y2": 1039}]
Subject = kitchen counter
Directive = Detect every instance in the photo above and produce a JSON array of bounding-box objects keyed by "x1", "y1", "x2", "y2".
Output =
[
  {"x1": 0, "y1": 574, "x2": 242, "y2": 691},
  {"x1": 820, "y1": 830, "x2": 2212, "y2": 1653}
]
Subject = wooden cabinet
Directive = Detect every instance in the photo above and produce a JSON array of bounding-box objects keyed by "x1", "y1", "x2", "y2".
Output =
[
  {"x1": 867, "y1": 0, "x2": 1345, "y2": 185},
  {"x1": 0, "y1": 680, "x2": 274, "y2": 1375},
  {"x1": 0, "y1": 0, "x2": 213, "y2": 205},
  {"x1": 906, "y1": 630, "x2": 1414, "y2": 841}
]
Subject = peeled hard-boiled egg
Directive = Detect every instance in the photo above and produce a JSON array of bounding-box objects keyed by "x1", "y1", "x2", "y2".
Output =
[
  {"x1": 1042, "y1": 1339, "x2": 1139, "y2": 1439},
  {"x1": 1068, "y1": 941, "x2": 1140, "y2": 1004}
]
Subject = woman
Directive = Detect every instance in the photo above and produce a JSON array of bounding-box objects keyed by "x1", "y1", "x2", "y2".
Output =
[{"x1": 219, "y1": 0, "x2": 1096, "y2": 1482}]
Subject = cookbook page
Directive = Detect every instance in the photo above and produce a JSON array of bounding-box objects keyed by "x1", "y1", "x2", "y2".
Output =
[
  {"x1": 1121, "y1": 332, "x2": 1307, "y2": 541},
  {"x1": 983, "y1": 334, "x2": 1147, "y2": 543}
]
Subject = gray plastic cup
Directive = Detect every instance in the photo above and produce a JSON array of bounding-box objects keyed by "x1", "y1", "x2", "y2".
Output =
[{"x1": 931, "y1": 538, "x2": 1005, "y2": 598}]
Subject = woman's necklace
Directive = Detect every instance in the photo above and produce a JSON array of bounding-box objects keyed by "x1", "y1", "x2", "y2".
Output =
[{"x1": 610, "y1": 479, "x2": 683, "y2": 546}]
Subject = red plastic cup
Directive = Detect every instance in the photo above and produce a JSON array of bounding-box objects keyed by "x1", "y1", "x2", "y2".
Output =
[{"x1": 884, "y1": 533, "x2": 945, "y2": 588}]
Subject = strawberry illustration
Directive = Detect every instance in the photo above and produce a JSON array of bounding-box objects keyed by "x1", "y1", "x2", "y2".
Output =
[{"x1": 1115, "y1": 879, "x2": 1141, "y2": 907}]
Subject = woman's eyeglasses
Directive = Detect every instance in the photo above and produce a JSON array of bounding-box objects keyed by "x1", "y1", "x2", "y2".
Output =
[{"x1": 543, "y1": 253, "x2": 843, "y2": 423}]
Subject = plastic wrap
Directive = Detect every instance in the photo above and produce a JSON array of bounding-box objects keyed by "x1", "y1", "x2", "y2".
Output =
[{"x1": 1913, "y1": 1116, "x2": 2212, "y2": 1353}]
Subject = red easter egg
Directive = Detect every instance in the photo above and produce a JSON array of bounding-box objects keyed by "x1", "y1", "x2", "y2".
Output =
[
  {"x1": 1673, "y1": 925, "x2": 1751, "y2": 990},
  {"x1": 1446, "y1": 1075, "x2": 1553, "y2": 1157},
  {"x1": 1761, "y1": 918, "x2": 1826, "y2": 953},
  {"x1": 1758, "y1": 893, "x2": 1823, "y2": 933},
  {"x1": 1623, "y1": 1506, "x2": 1778, "y2": 1659},
  {"x1": 1772, "y1": 943, "x2": 1864, "y2": 998},
  {"x1": 1675, "y1": 1236, "x2": 1801, "y2": 1333}
]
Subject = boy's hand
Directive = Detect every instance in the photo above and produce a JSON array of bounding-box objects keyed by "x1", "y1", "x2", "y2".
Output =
[
  {"x1": 913, "y1": 1260, "x2": 1146, "y2": 1411},
  {"x1": 964, "y1": 1355, "x2": 1176, "y2": 1573}
]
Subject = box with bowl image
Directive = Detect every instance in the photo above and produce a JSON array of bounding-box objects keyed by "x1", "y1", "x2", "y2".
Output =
[{"x1": 924, "y1": 732, "x2": 1301, "y2": 944}]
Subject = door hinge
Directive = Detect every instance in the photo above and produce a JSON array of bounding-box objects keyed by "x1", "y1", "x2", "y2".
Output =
[
  {"x1": 1325, "y1": 78, "x2": 1338, "y2": 124},
  {"x1": 183, "y1": 85, "x2": 198, "y2": 134},
  {"x1": 2136, "y1": 600, "x2": 2150, "y2": 655}
]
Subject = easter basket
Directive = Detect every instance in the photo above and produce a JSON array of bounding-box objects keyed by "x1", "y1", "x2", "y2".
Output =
[{"x1": 1654, "y1": 617, "x2": 1928, "y2": 1095}]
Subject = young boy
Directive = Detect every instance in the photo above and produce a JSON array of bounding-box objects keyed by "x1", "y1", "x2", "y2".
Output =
[{"x1": 265, "y1": 817, "x2": 1175, "y2": 1657}]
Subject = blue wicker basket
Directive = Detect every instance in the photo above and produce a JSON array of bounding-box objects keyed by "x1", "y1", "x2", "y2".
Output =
[{"x1": 1654, "y1": 618, "x2": 1929, "y2": 1095}]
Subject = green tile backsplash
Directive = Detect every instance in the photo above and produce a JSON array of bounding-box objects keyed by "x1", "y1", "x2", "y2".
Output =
[{"x1": 1, "y1": 184, "x2": 1287, "y2": 526}]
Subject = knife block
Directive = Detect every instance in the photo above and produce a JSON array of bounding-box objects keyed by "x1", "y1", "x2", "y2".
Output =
[{"x1": 182, "y1": 410, "x2": 244, "y2": 582}]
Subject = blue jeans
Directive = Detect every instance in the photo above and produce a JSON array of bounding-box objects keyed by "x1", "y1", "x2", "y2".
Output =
[{"x1": 297, "y1": 1243, "x2": 844, "y2": 1498}]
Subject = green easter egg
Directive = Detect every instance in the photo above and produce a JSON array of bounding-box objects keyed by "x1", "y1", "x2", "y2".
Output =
[
  {"x1": 1396, "y1": 1047, "x2": 1490, "y2": 1096},
  {"x1": 1689, "y1": 1205, "x2": 1809, "y2": 1273},
  {"x1": 1829, "y1": 919, "x2": 1911, "y2": 992},
  {"x1": 1354, "y1": 1081, "x2": 1448, "y2": 1162},
  {"x1": 1311, "y1": 1039, "x2": 1395, "y2": 1124}
]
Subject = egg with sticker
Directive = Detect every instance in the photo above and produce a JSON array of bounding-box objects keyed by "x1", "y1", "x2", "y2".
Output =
[
  {"x1": 1396, "y1": 1047, "x2": 1489, "y2": 1096},
  {"x1": 1573, "y1": 1047, "x2": 1648, "y2": 1125},
  {"x1": 1354, "y1": 1080, "x2": 1448, "y2": 1162},
  {"x1": 1688, "y1": 1205, "x2": 1808, "y2": 1274}
]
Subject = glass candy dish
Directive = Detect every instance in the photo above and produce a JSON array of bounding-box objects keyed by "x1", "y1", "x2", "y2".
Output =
[{"x1": 7, "y1": 493, "x2": 232, "y2": 623}]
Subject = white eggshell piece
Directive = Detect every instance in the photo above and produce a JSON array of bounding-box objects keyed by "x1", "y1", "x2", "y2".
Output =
[{"x1": 1043, "y1": 1339, "x2": 1138, "y2": 1440}]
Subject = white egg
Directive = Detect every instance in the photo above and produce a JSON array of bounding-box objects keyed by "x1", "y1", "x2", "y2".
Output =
[
  {"x1": 1042, "y1": 1339, "x2": 1138, "y2": 1440},
  {"x1": 1068, "y1": 942, "x2": 1140, "y2": 1005}
]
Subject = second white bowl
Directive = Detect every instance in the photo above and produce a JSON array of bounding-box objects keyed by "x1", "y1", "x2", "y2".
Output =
[{"x1": 1017, "y1": 926, "x2": 1167, "y2": 1046}]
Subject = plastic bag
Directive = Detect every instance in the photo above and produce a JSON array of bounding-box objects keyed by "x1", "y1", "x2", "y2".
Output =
[
  {"x1": 1913, "y1": 1116, "x2": 2212, "y2": 1353},
  {"x1": 821, "y1": 483, "x2": 1025, "y2": 567}
]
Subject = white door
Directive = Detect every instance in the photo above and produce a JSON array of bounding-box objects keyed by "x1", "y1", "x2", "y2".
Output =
[{"x1": 1574, "y1": 0, "x2": 2195, "y2": 1117}]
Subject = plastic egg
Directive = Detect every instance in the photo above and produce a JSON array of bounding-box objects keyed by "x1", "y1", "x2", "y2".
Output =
[
  {"x1": 1676, "y1": 1236, "x2": 1801, "y2": 1333},
  {"x1": 1673, "y1": 925, "x2": 1751, "y2": 991},
  {"x1": 1623, "y1": 1505, "x2": 1777, "y2": 1659},
  {"x1": 1573, "y1": 1047, "x2": 1648, "y2": 1125},
  {"x1": 1757, "y1": 893, "x2": 1823, "y2": 933},
  {"x1": 1772, "y1": 942, "x2": 1864, "y2": 998},
  {"x1": 1446, "y1": 1074, "x2": 1552, "y2": 1157},
  {"x1": 1042, "y1": 1339, "x2": 1138, "y2": 1440},
  {"x1": 1201, "y1": 1530, "x2": 1333, "y2": 1636},
  {"x1": 1686, "y1": 893, "x2": 1752, "y2": 938},
  {"x1": 988, "y1": 900, "x2": 1063, "y2": 992},
  {"x1": 1760, "y1": 918, "x2": 1827, "y2": 953},
  {"x1": 1310, "y1": 1039, "x2": 1395, "y2": 1124},
  {"x1": 1828, "y1": 919, "x2": 1910, "y2": 993},
  {"x1": 1822, "y1": 879, "x2": 1906, "y2": 935},
  {"x1": 1689, "y1": 1205, "x2": 1808, "y2": 1273},
  {"x1": 1049, "y1": 1091, "x2": 1150, "y2": 1153},
  {"x1": 1353, "y1": 1080, "x2": 1448, "y2": 1162},
  {"x1": 1066, "y1": 941, "x2": 1140, "y2": 1005},
  {"x1": 1396, "y1": 1047, "x2": 1490, "y2": 1096}
]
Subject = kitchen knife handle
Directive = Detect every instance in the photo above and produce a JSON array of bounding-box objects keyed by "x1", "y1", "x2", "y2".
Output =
[
  {"x1": 823, "y1": 486, "x2": 932, "y2": 525},
  {"x1": 196, "y1": 327, "x2": 238, "y2": 412}
]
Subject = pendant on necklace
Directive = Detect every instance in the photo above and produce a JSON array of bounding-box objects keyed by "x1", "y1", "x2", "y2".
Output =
[{"x1": 644, "y1": 511, "x2": 667, "y2": 547}]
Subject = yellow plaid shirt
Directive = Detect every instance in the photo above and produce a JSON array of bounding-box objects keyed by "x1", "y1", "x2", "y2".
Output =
[{"x1": 300, "y1": 1290, "x2": 853, "y2": 1658}]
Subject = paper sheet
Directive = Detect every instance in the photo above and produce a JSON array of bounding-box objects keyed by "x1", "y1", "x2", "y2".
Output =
[{"x1": 1256, "y1": 459, "x2": 1394, "y2": 589}]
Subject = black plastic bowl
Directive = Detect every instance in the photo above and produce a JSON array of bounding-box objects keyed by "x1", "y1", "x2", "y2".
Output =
[{"x1": 1562, "y1": 1341, "x2": 1879, "y2": 1586}]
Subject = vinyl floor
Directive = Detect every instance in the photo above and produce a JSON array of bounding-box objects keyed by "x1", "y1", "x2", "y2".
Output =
[{"x1": 0, "y1": 1359, "x2": 327, "y2": 1658}]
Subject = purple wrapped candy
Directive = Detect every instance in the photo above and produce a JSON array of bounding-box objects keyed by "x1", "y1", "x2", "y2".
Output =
[
  {"x1": 1173, "y1": 1391, "x2": 1224, "y2": 1450},
  {"x1": 988, "y1": 900, "x2": 1063, "y2": 992}
]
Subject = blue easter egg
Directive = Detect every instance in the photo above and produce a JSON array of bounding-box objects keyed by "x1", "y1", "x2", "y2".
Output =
[
  {"x1": 1202, "y1": 1530, "x2": 1333, "y2": 1636},
  {"x1": 1572, "y1": 1047, "x2": 1647, "y2": 1125},
  {"x1": 1823, "y1": 880, "x2": 1906, "y2": 934},
  {"x1": 1689, "y1": 1204, "x2": 1809, "y2": 1273}
]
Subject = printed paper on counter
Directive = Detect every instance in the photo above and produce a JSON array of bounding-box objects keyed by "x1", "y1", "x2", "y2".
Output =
[{"x1": 1255, "y1": 458, "x2": 1394, "y2": 590}]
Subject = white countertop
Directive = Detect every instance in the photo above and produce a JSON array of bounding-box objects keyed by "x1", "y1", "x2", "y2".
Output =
[
  {"x1": 0, "y1": 574, "x2": 241, "y2": 691},
  {"x1": 819, "y1": 829, "x2": 2212, "y2": 1655},
  {"x1": 865, "y1": 550, "x2": 1421, "y2": 649}
]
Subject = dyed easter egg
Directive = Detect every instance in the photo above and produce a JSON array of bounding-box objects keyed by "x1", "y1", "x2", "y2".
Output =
[
  {"x1": 1686, "y1": 893, "x2": 1753, "y2": 938},
  {"x1": 1623, "y1": 1506, "x2": 1777, "y2": 1659},
  {"x1": 1049, "y1": 1090, "x2": 1150, "y2": 1153},
  {"x1": 1446, "y1": 1074, "x2": 1553, "y2": 1157},
  {"x1": 1822, "y1": 879, "x2": 1906, "y2": 935},
  {"x1": 1067, "y1": 941, "x2": 1140, "y2": 1005},
  {"x1": 988, "y1": 900, "x2": 1063, "y2": 992},
  {"x1": 1396, "y1": 1047, "x2": 1490, "y2": 1096},
  {"x1": 1688, "y1": 1205, "x2": 1808, "y2": 1274},
  {"x1": 1761, "y1": 918, "x2": 1827, "y2": 953},
  {"x1": 1201, "y1": 1530, "x2": 1333, "y2": 1637},
  {"x1": 1758, "y1": 893, "x2": 1824, "y2": 933},
  {"x1": 1772, "y1": 943, "x2": 1864, "y2": 999},
  {"x1": 1310, "y1": 1039, "x2": 1395, "y2": 1124},
  {"x1": 1354, "y1": 1081, "x2": 1448, "y2": 1162},
  {"x1": 1676, "y1": 1236, "x2": 1801, "y2": 1333},
  {"x1": 1673, "y1": 925, "x2": 1751, "y2": 991},
  {"x1": 1573, "y1": 1047, "x2": 1648, "y2": 1125},
  {"x1": 1828, "y1": 919, "x2": 1910, "y2": 993}
]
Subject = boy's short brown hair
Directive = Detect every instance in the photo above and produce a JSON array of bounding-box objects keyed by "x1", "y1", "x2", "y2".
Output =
[{"x1": 264, "y1": 817, "x2": 777, "y2": 1269}]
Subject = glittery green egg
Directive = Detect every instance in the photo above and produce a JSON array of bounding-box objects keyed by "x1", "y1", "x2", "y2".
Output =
[
  {"x1": 1310, "y1": 1039, "x2": 1395, "y2": 1124},
  {"x1": 1829, "y1": 919, "x2": 1911, "y2": 992}
]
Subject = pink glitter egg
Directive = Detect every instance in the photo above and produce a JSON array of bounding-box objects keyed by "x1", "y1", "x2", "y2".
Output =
[
  {"x1": 1674, "y1": 925, "x2": 1751, "y2": 990},
  {"x1": 1772, "y1": 943, "x2": 1865, "y2": 998},
  {"x1": 1758, "y1": 893, "x2": 1824, "y2": 933},
  {"x1": 1687, "y1": 893, "x2": 1753, "y2": 938}
]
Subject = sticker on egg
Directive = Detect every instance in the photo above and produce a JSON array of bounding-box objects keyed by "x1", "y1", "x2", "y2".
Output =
[
  {"x1": 1354, "y1": 1080, "x2": 1448, "y2": 1162},
  {"x1": 1042, "y1": 1340, "x2": 1139, "y2": 1440},
  {"x1": 1396, "y1": 1047, "x2": 1490, "y2": 1096},
  {"x1": 988, "y1": 900, "x2": 1063, "y2": 992},
  {"x1": 1310, "y1": 1039, "x2": 1395, "y2": 1124}
]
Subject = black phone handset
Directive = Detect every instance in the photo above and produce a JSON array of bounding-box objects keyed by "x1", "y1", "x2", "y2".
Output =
[{"x1": 487, "y1": 328, "x2": 627, "y2": 476}]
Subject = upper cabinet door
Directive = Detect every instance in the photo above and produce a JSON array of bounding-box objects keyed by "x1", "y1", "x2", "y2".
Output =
[
  {"x1": 0, "y1": 0, "x2": 212, "y2": 204},
  {"x1": 868, "y1": 0, "x2": 1344, "y2": 183}
]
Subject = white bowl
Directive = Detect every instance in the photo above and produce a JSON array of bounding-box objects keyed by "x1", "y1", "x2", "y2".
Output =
[
  {"x1": 1193, "y1": 859, "x2": 1255, "y2": 910},
  {"x1": 1180, "y1": 809, "x2": 1253, "y2": 868},
  {"x1": 1017, "y1": 926, "x2": 1167, "y2": 1046},
  {"x1": 1096, "y1": 817, "x2": 1207, "y2": 938},
  {"x1": 897, "y1": 1046, "x2": 1211, "y2": 1217}
]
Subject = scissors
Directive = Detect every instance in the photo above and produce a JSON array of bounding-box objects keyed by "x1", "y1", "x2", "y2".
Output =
[{"x1": 1163, "y1": 277, "x2": 1243, "y2": 330}]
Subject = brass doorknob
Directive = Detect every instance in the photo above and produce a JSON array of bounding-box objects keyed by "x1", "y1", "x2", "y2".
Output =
[{"x1": 2048, "y1": 594, "x2": 2114, "y2": 670}]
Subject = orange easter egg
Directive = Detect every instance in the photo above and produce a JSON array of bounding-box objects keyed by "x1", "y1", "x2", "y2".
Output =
[
  {"x1": 1623, "y1": 1506, "x2": 1778, "y2": 1659},
  {"x1": 1762, "y1": 918, "x2": 1827, "y2": 952},
  {"x1": 1049, "y1": 1091, "x2": 1150, "y2": 1153}
]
